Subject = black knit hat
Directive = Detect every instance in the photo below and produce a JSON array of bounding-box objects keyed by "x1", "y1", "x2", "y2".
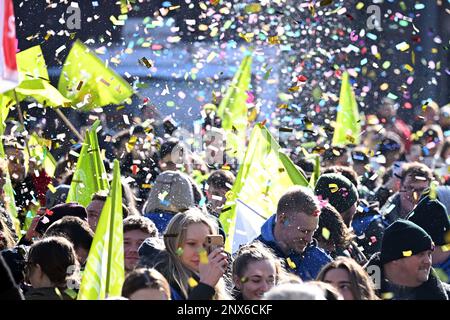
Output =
[
  {"x1": 314, "y1": 173, "x2": 358, "y2": 213},
  {"x1": 380, "y1": 220, "x2": 434, "y2": 264},
  {"x1": 407, "y1": 196, "x2": 450, "y2": 246}
]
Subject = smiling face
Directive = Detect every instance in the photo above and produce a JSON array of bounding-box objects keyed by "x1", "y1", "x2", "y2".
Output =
[
  {"x1": 323, "y1": 268, "x2": 355, "y2": 300},
  {"x1": 278, "y1": 211, "x2": 319, "y2": 254},
  {"x1": 396, "y1": 250, "x2": 433, "y2": 287},
  {"x1": 179, "y1": 223, "x2": 211, "y2": 273},
  {"x1": 235, "y1": 259, "x2": 276, "y2": 300}
]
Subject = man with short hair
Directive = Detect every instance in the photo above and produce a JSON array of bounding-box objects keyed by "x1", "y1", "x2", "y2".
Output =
[
  {"x1": 205, "y1": 170, "x2": 235, "y2": 217},
  {"x1": 381, "y1": 162, "x2": 433, "y2": 224},
  {"x1": 365, "y1": 220, "x2": 450, "y2": 300},
  {"x1": 123, "y1": 216, "x2": 158, "y2": 273},
  {"x1": 255, "y1": 186, "x2": 332, "y2": 281},
  {"x1": 86, "y1": 191, "x2": 130, "y2": 232}
]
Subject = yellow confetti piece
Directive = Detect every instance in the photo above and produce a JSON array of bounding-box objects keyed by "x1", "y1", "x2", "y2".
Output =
[
  {"x1": 239, "y1": 32, "x2": 253, "y2": 43},
  {"x1": 322, "y1": 227, "x2": 331, "y2": 240},
  {"x1": 329, "y1": 183, "x2": 339, "y2": 193},
  {"x1": 441, "y1": 244, "x2": 450, "y2": 252},
  {"x1": 188, "y1": 277, "x2": 198, "y2": 288},
  {"x1": 444, "y1": 231, "x2": 450, "y2": 244},
  {"x1": 288, "y1": 86, "x2": 300, "y2": 92},
  {"x1": 286, "y1": 257, "x2": 297, "y2": 269},
  {"x1": 240, "y1": 276, "x2": 248, "y2": 283},
  {"x1": 381, "y1": 292, "x2": 394, "y2": 300},
  {"x1": 47, "y1": 184, "x2": 57, "y2": 194},
  {"x1": 158, "y1": 191, "x2": 169, "y2": 201},
  {"x1": 402, "y1": 250, "x2": 413, "y2": 257},
  {"x1": 199, "y1": 249, "x2": 209, "y2": 264},
  {"x1": 268, "y1": 36, "x2": 280, "y2": 45},
  {"x1": 176, "y1": 247, "x2": 184, "y2": 256},
  {"x1": 126, "y1": 136, "x2": 138, "y2": 153},
  {"x1": 244, "y1": 3, "x2": 262, "y2": 13},
  {"x1": 429, "y1": 181, "x2": 438, "y2": 200},
  {"x1": 356, "y1": 2, "x2": 365, "y2": 10},
  {"x1": 404, "y1": 64, "x2": 414, "y2": 72},
  {"x1": 380, "y1": 83, "x2": 389, "y2": 91},
  {"x1": 141, "y1": 184, "x2": 152, "y2": 189},
  {"x1": 395, "y1": 41, "x2": 410, "y2": 52}
]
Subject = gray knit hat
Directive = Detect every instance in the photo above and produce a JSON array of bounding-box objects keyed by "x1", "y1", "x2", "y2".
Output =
[{"x1": 143, "y1": 171, "x2": 195, "y2": 213}]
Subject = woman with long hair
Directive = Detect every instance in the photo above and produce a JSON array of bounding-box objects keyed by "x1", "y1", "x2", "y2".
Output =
[
  {"x1": 316, "y1": 257, "x2": 378, "y2": 300},
  {"x1": 157, "y1": 208, "x2": 230, "y2": 300}
]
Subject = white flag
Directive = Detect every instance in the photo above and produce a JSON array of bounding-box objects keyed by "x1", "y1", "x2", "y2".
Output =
[{"x1": 232, "y1": 199, "x2": 267, "y2": 253}]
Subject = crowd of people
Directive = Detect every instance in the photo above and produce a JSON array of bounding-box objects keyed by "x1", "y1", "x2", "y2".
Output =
[{"x1": 1, "y1": 97, "x2": 450, "y2": 301}]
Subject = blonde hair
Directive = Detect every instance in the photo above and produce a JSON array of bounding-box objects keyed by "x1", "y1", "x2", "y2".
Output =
[{"x1": 161, "y1": 208, "x2": 229, "y2": 299}]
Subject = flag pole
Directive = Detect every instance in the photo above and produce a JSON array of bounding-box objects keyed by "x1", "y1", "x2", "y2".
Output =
[
  {"x1": 12, "y1": 89, "x2": 32, "y2": 157},
  {"x1": 54, "y1": 108, "x2": 84, "y2": 141}
]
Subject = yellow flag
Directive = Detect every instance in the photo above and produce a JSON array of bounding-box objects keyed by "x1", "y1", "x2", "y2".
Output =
[
  {"x1": 219, "y1": 124, "x2": 309, "y2": 252},
  {"x1": 58, "y1": 40, "x2": 133, "y2": 111},
  {"x1": 78, "y1": 159, "x2": 124, "y2": 299},
  {"x1": 332, "y1": 71, "x2": 361, "y2": 146},
  {"x1": 217, "y1": 54, "x2": 252, "y2": 162}
]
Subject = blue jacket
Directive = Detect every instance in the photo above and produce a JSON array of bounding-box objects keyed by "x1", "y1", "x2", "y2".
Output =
[
  {"x1": 255, "y1": 214, "x2": 332, "y2": 281},
  {"x1": 434, "y1": 255, "x2": 450, "y2": 284},
  {"x1": 144, "y1": 211, "x2": 174, "y2": 235}
]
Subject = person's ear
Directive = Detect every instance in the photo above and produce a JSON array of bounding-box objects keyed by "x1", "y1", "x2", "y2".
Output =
[
  {"x1": 233, "y1": 275, "x2": 242, "y2": 289},
  {"x1": 278, "y1": 212, "x2": 286, "y2": 224}
]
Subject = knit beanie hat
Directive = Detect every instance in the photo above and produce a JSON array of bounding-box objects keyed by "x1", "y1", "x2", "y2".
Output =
[
  {"x1": 380, "y1": 220, "x2": 434, "y2": 264},
  {"x1": 143, "y1": 171, "x2": 195, "y2": 213},
  {"x1": 407, "y1": 196, "x2": 450, "y2": 246},
  {"x1": 314, "y1": 173, "x2": 358, "y2": 213}
]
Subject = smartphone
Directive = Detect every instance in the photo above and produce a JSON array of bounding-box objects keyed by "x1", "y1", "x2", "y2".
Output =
[{"x1": 205, "y1": 235, "x2": 224, "y2": 253}]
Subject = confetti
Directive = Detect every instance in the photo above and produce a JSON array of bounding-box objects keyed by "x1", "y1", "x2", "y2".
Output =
[
  {"x1": 402, "y1": 250, "x2": 413, "y2": 257},
  {"x1": 188, "y1": 277, "x2": 198, "y2": 287},
  {"x1": 199, "y1": 249, "x2": 209, "y2": 264},
  {"x1": 328, "y1": 183, "x2": 339, "y2": 193},
  {"x1": 286, "y1": 257, "x2": 297, "y2": 269},
  {"x1": 321, "y1": 227, "x2": 330, "y2": 240},
  {"x1": 176, "y1": 247, "x2": 184, "y2": 256}
]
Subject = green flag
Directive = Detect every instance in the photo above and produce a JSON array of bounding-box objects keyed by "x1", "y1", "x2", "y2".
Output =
[
  {"x1": 78, "y1": 159, "x2": 124, "y2": 300},
  {"x1": 28, "y1": 133, "x2": 57, "y2": 177},
  {"x1": 58, "y1": 40, "x2": 133, "y2": 111},
  {"x1": 309, "y1": 154, "x2": 321, "y2": 188},
  {"x1": 6, "y1": 45, "x2": 70, "y2": 107},
  {"x1": 66, "y1": 120, "x2": 109, "y2": 207},
  {"x1": 0, "y1": 142, "x2": 21, "y2": 235},
  {"x1": 217, "y1": 55, "x2": 252, "y2": 161},
  {"x1": 16, "y1": 45, "x2": 49, "y2": 82},
  {"x1": 332, "y1": 71, "x2": 361, "y2": 146},
  {"x1": 219, "y1": 124, "x2": 309, "y2": 252}
]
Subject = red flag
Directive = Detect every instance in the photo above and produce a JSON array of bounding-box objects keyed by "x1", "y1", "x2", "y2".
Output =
[{"x1": 0, "y1": 0, "x2": 18, "y2": 93}]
